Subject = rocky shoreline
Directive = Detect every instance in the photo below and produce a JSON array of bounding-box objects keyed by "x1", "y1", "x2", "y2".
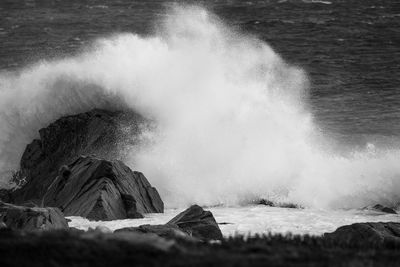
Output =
[{"x1": 1, "y1": 109, "x2": 400, "y2": 266}]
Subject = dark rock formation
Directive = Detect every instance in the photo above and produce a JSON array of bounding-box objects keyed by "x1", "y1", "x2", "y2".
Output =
[
  {"x1": 0, "y1": 202, "x2": 68, "y2": 230},
  {"x1": 255, "y1": 199, "x2": 274, "y2": 206},
  {"x1": 364, "y1": 204, "x2": 397, "y2": 214},
  {"x1": 115, "y1": 224, "x2": 192, "y2": 241},
  {"x1": 253, "y1": 199, "x2": 302, "y2": 209},
  {"x1": 167, "y1": 205, "x2": 223, "y2": 240},
  {"x1": 115, "y1": 205, "x2": 222, "y2": 241},
  {"x1": 121, "y1": 194, "x2": 145, "y2": 219},
  {"x1": 42, "y1": 156, "x2": 163, "y2": 220},
  {"x1": 12, "y1": 109, "x2": 145, "y2": 204},
  {"x1": 325, "y1": 222, "x2": 400, "y2": 245}
]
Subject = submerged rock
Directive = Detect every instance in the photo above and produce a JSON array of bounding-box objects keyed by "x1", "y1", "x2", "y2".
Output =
[
  {"x1": 42, "y1": 156, "x2": 163, "y2": 220},
  {"x1": 325, "y1": 222, "x2": 400, "y2": 245},
  {"x1": 12, "y1": 109, "x2": 145, "y2": 204},
  {"x1": 0, "y1": 202, "x2": 68, "y2": 230},
  {"x1": 167, "y1": 205, "x2": 223, "y2": 240}
]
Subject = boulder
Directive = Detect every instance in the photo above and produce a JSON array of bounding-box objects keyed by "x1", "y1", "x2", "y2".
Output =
[
  {"x1": 42, "y1": 156, "x2": 163, "y2": 220},
  {"x1": 0, "y1": 202, "x2": 68, "y2": 230},
  {"x1": 324, "y1": 222, "x2": 400, "y2": 245},
  {"x1": 12, "y1": 109, "x2": 145, "y2": 204},
  {"x1": 167, "y1": 205, "x2": 223, "y2": 240}
]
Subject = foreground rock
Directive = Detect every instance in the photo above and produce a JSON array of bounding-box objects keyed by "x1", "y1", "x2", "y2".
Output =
[
  {"x1": 167, "y1": 205, "x2": 223, "y2": 240},
  {"x1": 42, "y1": 156, "x2": 163, "y2": 220},
  {"x1": 0, "y1": 202, "x2": 68, "y2": 230},
  {"x1": 325, "y1": 222, "x2": 400, "y2": 245},
  {"x1": 116, "y1": 205, "x2": 223, "y2": 241},
  {"x1": 12, "y1": 109, "x2": 145, "y2": 204}
]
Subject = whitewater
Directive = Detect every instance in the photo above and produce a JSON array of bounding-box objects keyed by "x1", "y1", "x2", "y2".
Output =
[{"x1": 1, "y1": 4, "x2": 400, "y2": 225}]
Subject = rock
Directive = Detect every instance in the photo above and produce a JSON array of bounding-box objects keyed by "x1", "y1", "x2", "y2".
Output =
[
  {"x1": 0, "y1": 202, "x2": 68, "y2": 231},
  {"x1": 121, "y1": 194, "x2": 144, "y2": 219},
  {"x1": 12, "y1": 109, "x2": 145, "y2": 204},
  {"x1": 114, "y1": 205, "x2": 223, "y2": 241},
  {"x1": 167, "y1": 205, "x2": 223, "y2": 240},
  {"x1": 364, "y1": 204, "x2": 397, "y2": 214},
  {"x1": 42, "y1": 156, "x2": 163, "y2": 220},
  {"x1": 115, "y1": 224, "x2": 192, "y2": 241},
  {"x1": 324, "y1": 222, "x2": 400, "y2": 245},
  {"x1": 256, "y1": 199, "x2": 274, "y2": 206}
]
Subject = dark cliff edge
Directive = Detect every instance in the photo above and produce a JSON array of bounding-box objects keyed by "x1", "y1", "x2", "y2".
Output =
[{"x1": 1, "y1": 223, "x2": 400, "y2": 267}]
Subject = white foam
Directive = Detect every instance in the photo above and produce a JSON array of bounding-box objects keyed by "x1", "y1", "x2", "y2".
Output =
[
  {"x1": 0, "y1": 5, "x2": 400, "y2": 209},
  {"x1": 68, "y1": 206, "x2": 400, "y2": 236}
]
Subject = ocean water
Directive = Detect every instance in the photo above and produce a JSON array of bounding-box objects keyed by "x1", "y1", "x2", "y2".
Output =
[
  {"x1": 1, "y1": 0, "x2": 399, "y2": 144},
  {"x1": 0, "y1": 0, "x2": 400, "y2": 216}
]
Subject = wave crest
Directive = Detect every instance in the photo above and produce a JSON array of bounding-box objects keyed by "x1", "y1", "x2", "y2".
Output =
[{"x1": 0, "y1": 5, "x2": 399, "y2": 209}]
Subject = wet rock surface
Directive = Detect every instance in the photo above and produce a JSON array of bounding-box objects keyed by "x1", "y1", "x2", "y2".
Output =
[
  {"x1": 115, "y1": 205, "x2": 222, "y2": 241},
  {"x1": 167, "y1": 205, "x2": 223, "y2": 240}
]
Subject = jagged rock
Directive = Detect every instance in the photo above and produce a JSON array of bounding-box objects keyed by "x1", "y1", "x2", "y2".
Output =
[
  {"x1": 12, "y1": 109, "x2": 145, "y2": 204},
  {"x1": 42, "y1": 156, "x2": 163, "y2": 220},
  {"x1": 115, "y1": 224, "x2": 192, "y2": 241},
  {"x1": 0, "y1": 202, "x2": 68, "y2": 230},
  {"x1": 324, "y1": 222, "x2": 400, "y2": 245},
  {"x1": 167, "y1": 205, "x2": 223, "y2": 240},
  {"x1": 363, "y1": 204, "x2": 397, "y2": 214},
  {"x1": 115, "y1": 205, "x2": 223, "y2": 241}
]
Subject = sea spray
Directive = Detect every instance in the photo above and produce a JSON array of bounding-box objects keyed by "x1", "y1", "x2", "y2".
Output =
[{"x1": 0, "y1": 6, "x2": 399, "y2": 209}]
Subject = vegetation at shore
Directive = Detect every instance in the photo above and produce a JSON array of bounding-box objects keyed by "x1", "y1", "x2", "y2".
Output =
[{"x1": 1, "y1": 228, "x2": 400, "y2": 267}]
